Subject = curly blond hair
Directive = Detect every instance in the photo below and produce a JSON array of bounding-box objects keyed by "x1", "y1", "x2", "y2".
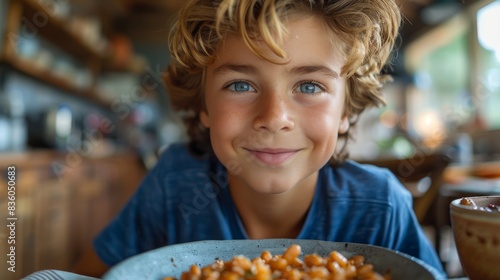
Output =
[{"x1": 164, "y1": 0, "x2": 401, "y2": 163}]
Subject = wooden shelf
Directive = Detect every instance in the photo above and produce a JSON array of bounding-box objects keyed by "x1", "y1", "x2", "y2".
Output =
[
  {"x1": 2, "y1": 0, "x2": 148, "y2": 111},
  {"x1": 18, "y1": 0, "x2": 107, "y2": 62},
  {"x1": 1, "y1": 56, "x2": 111, "y2": 109},
  {"x1": 101, "y1": 55, "x2": 148, "y2": 74}
]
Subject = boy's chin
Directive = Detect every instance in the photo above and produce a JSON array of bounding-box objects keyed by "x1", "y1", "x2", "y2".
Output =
[
  {"x1": 251, "y1": 186, "x2": 294, "y2": 195},
  {"x1": 243, "y1": 176, "x2": 305, "y2": 195}
]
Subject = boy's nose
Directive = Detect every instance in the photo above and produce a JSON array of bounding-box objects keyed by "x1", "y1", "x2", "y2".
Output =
[{"x1": 252, "y1": 92, "x2": 295, "y2": 133}]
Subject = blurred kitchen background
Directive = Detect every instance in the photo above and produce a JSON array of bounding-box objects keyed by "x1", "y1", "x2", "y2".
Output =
[{"x1": 0, "y1": 0, "x2": 499, "y2": 279}]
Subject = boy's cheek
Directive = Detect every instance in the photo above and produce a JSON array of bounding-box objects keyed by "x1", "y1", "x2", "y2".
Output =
[{"x1": 226, "y1": 160, "x2": 243, "y2": 176}]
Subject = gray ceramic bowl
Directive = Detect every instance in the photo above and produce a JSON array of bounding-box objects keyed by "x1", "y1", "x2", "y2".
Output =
[{"x1": 103, "y1": 239, "x2": 444, "y2": 280}]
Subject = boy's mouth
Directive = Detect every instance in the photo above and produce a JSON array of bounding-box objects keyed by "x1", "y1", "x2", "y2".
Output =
[{"x1": 244, "y1": 148, "x2": 300, "y2": 166}]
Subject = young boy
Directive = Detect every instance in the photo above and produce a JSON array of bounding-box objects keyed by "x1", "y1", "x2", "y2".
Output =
[{"x1": 85, "y1": 0, "x2": 445, "y2": 277}]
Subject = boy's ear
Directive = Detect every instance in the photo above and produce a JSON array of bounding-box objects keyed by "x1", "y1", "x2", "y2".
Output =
[
  {"x1": 338, "y1": 115, "x2": 350, "y2": 134},
  {"x1": 200, "y1": 111, "x2": 210, "y2": 128}
]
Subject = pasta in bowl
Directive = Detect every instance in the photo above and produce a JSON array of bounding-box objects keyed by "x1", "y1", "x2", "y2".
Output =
[{"x1": 102, "y1": 239, "x2": 444, "y2": 280}]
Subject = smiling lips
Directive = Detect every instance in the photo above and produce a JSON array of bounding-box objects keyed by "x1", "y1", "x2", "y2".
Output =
[{"x1": 246, "y1": 148, "x2": 300, "y2": 166}]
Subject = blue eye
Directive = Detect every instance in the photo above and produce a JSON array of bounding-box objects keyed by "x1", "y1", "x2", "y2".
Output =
[
  {"x1": 227, "y1": 81, "x2": 255, "y2": 92},
  {"x1": 298, "y1": 82, "x2": 322, "y2": 94}
]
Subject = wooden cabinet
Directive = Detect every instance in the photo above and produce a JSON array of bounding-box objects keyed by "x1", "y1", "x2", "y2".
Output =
[{"x1": 0, "y1": 152, "x2": 146, "y2": 280}]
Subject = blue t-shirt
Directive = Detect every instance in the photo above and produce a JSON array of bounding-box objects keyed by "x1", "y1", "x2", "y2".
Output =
[{"x1": 94, "y1": 143, "x2": 445, "y2": 276}]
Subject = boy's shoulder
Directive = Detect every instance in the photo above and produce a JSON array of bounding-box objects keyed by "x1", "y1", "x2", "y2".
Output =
[
  {"x1": 333, "y1": 159, "x2": 396, "y2": 182},
  {"x1": 148, "y1": 143, "x2": 222, "y2": 198},
  {"x1": 155, "y1": 142, "x2": 212, "y2": 174},
  {"x1": 322, "y1": 160, "x2": 409, "y2": 199}
]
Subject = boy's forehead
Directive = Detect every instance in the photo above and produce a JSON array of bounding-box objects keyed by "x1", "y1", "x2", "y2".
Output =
[{"x1": 213, "y1": 16, "x2": 346, "y2": 67}]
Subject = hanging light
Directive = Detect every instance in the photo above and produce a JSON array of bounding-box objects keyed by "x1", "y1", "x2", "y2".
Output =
[{"x1": 477, "y1": 1, "x2": 500, "y2": 61}]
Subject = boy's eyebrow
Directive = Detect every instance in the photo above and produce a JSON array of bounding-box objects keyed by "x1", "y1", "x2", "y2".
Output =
[
  {"x1": 212, "y1": 64, "x2": 257, "y2": 75},
  {"x1": 289, "y1": 65, "x2": 339, "y2": 79},
  {"x1": 212, "y1": 63, "x2": 339, "y2": 79}
]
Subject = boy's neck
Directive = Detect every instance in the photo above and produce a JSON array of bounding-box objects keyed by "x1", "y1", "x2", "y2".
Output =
[{"x1": 228, "y1": 171, "x2": 318, "y2": 239}]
